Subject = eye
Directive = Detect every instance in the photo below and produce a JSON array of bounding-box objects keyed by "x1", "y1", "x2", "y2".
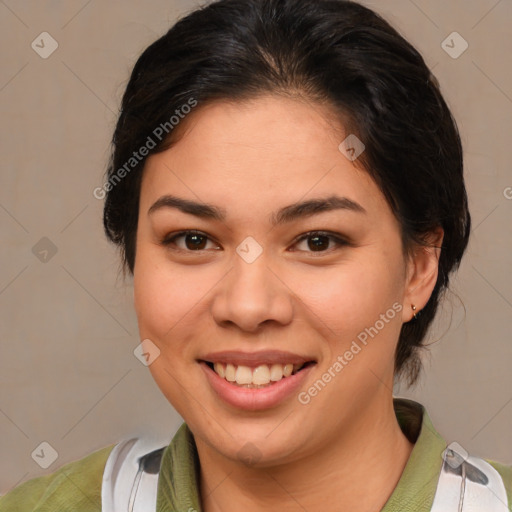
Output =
[
  {"x1": 291, "y1": 231, "x2": 349, "y2": 253},
  {"x1": 161, "y1": 230, "x2": 220, "y2": 251}
]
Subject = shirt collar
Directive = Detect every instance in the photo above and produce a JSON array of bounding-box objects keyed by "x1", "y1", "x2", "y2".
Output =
[
  {"x1": 382, "y1": 398, "x2": 446, "y2": 511},
  {"x1": 157, "y1": 398, "x2": 446, "y2": 511}
]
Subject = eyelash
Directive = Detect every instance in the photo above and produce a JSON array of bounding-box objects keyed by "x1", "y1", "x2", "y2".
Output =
[
  {"x1": 292, "y1": 231, "x2": 351, "y2": 253},
  {"x1": 160, "y1": 230, "x2": 350, "y2": 254}
]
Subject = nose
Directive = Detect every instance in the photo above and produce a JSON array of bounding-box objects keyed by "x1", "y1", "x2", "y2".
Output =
[{"x1": 210, "y1": 256, "x2": 294, "y2": 333}]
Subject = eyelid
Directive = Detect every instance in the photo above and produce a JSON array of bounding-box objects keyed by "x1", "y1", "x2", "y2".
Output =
[
  {"x1": 289, "y1": 230, "x2": 351, "y2": 252},
  {"x1": 161, "y1": 229, "x2": 350, "y2": 254},
  {"x1": 160, "y1": 230, "x2": 221, "y2": 250}
]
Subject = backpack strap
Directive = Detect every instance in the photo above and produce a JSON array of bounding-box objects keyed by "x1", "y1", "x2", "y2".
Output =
[
  {"x1": 101, "y1": 436, "x2": 168, "y2": 512},
  {"x1": 431, "y1": 443, "x2": 509, "y2": 511},
  {"x1": 102, "y1": 435, "x2": 509, "y2": 511}
]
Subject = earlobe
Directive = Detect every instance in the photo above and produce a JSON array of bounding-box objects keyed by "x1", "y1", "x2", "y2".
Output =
[{"x1": 403, "y1": 227, "x2": 444, "y2": 323}]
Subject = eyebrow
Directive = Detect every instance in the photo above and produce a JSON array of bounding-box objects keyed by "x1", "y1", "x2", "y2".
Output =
[
  {"x1": 148, "y1": 195, "x2": 227, "y2": 221},
  {"x1": 148, "y1": 194, "x2": 366, "y2": 225},
  {"x1": 272, "y1": 195, "x2": 366, "y2": 224}
]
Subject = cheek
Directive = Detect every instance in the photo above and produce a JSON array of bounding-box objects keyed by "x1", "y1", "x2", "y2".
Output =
[
  {"x1": 133, "y1": 248, "x2": 196, "y2": 342},
  {"x1": 133, "y1": 254, "x2": 209, "y2": 408},
  {"x1": 133, "y1": 247, "x2": 221, "y2": 354},
  {"x1": 294, "y1": 255, "x2": 405, "y2": 343}
]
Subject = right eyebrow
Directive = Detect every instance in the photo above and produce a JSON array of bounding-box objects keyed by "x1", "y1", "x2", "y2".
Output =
[{"x1": 148, "y1": 195, "x2": 227, "y2": 221}]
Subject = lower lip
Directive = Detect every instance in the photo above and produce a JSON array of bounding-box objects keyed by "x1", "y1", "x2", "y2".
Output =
[{"x1": 200, "y1": 362, "x2": 315, "y2": 411}]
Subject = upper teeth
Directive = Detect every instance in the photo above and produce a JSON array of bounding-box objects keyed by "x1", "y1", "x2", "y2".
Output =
[{"x1": 213, "y1": 362, "x2": 301, "y2": 386}]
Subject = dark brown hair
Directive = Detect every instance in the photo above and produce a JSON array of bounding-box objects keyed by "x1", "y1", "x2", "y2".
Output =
[{"x1": 103, "y1": 0, "x2": 471, "y2": 387}]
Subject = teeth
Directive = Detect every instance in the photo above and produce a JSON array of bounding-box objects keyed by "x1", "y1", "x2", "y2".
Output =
[
  {"x1": 211, "y1": 362, "x2": 305, "y2": 386},
  {"x1": 235, "y1": 365, "x2": 253, "y2": 385},
  {"x1": 225, "y1": 363, "x2": 236, "y2": 382},
  {"x1": 252, "y1": 365, "x2": 271, "y2": 385},
  {"x1": 214, "y1": 362, "x2": 225, "y2": 378},
  {"x1": 270, "y1": 364, "x2": 283, "y2": 382}
]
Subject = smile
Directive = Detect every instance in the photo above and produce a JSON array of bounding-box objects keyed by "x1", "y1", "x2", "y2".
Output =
[
  {"x1": 198, "y1": 350, "x2": 317, "y2": 410},
  {"x1": 205, "y1": 361, "x2": 312, "y2": 388}
]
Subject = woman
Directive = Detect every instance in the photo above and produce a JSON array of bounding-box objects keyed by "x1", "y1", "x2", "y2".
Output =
[{"x1": 1, "y1": 0, "x2": 510, "y2": 510}]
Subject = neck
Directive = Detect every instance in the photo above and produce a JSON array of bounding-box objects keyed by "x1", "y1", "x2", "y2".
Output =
[{"x1": 197, "y1": 397, "x2": 415, "y2": 512}]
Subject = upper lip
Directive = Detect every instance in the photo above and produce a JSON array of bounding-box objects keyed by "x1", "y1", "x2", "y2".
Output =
[{"x1": 199, "y1": 350, "x2": 316, "y2": 367}]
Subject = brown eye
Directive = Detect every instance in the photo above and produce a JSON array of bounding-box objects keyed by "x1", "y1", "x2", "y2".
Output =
[
  {"x1": 184, "y1": 233, "x2": 208, "y2": 250},
  {"x1": 292, "y1": 231, "x2": 349, "y2": 253},
  {"x1": 161, "y1": 230, "x2": 219, "y2": 251},
  {"x1": 307, "y1": 234, "x2": 330, "y2": 251}
]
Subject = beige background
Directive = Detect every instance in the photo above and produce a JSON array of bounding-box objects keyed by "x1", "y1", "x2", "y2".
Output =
[{"x1": 1, "y1": 0, "x2": 511, "y2": 494}]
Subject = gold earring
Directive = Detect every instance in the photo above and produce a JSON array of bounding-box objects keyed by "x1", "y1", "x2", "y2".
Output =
[{"x1": 411, "y1": 304, "x2": 418, "y2": 320}]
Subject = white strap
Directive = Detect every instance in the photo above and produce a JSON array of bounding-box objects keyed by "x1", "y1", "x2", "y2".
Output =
[
  {"x1": 431, "y1": 442, "x2": 509, "y2": 511},
  {"x1": 101, "y1": 436, "x2": 169, "y2": 512},
  {"x1": 103, "y1": 436, "x2": 509, "y2": 511}
]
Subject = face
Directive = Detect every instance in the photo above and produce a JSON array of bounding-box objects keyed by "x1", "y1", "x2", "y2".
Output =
[{"x1": 133, "y1": 95, "x2": 426, "y2": 466}]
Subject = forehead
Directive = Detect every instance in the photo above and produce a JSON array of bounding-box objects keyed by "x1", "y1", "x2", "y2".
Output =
[
  {"x1": 140, "y1": 95, "x2": 388, "y2": 220},
  {"x1": 164, "y1": 95, "x2": 346, "y2": 166}
]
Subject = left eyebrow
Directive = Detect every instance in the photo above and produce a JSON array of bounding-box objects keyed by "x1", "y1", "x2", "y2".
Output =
[{"x1": 270, "y1": 195, "x2": 367, "y2": 226}]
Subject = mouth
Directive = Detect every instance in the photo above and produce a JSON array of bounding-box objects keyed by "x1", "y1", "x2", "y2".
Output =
[
  {"x1": 197, "y1": 350, "x2": 317, "y2": 410},
  {"x1": 201, "y1": 360, "x2": 316, "y2": 389}
]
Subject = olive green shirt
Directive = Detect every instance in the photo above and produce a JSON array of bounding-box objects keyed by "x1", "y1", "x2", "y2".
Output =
[{"x1": 1, "y1": 398, "x2": 511, "y2": 511}]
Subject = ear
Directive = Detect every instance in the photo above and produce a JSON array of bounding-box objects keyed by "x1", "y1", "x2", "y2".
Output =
[{"x1": 402, "y1": 227, "x2": 444, "y2": 323}]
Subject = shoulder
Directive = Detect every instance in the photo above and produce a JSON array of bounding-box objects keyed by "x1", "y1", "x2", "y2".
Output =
[
  {"x1": 0, "y1": 443, "x2": 116, "y2": 512},
  {"x1": 487, "y1": 458, "x2": 512, "y2": 510}
]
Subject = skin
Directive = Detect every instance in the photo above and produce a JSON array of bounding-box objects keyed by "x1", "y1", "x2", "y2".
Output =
[{"x1": 133, "y1": 95, "x2": 443, "y2": 511}]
